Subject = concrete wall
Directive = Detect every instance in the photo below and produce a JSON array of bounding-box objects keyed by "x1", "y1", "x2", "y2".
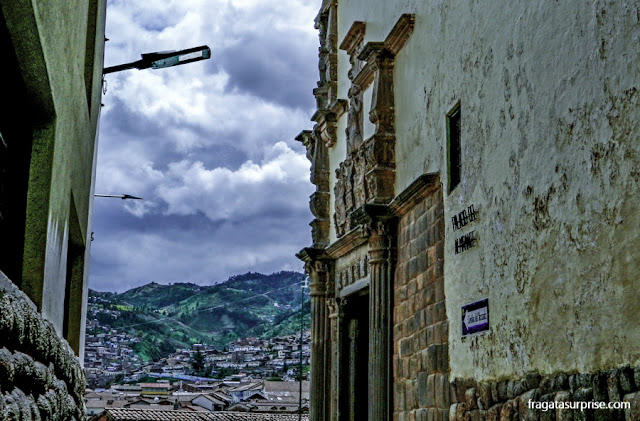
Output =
[
  {"x1": 1, "y1": 0, "x2": 106, "y2": 360},
  {"x1": 330, "y1": 0, "x2": 640, "y2": 382}
]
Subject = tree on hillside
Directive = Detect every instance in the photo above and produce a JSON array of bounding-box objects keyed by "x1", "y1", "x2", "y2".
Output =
[{"x1": 191, "y1": 349, "x2": 206, "y2": 374}]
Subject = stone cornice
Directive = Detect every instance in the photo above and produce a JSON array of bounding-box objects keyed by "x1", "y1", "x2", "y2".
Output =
[
  {"x1": 311, "y1": 108, "x2": 336, "y2": 124},
  {"x1": 357, "y1": 41, "x2": 386, "y2": 62},
  {"x1": 313, "y1": 85, "x2": 329, "y2": 97},
  {"x1": 350, "y1": 13, "x2": 415, "y2": 87},
  {"x1": 350, "y1": 203, "x2": 394, "y2": 227},
  {"x1": 389, "y1": 173, "x2": 441, "y2": 216},
  {"x1": 296, "y1": 247, "x2": 329, "y2": 264},
  {"x1": 339, "y1": 21, "x2": 366, "y2": 53},
  {"x1": 319, "y1": 0, "x2": 334, "y2": 15},
  {"x1": 324, "y1": 225, "x2": 370, "y2": 259},
  {"x1": 352, "y1": 57, "x2": 376, "y2": 88},
  {"x1": 295, "y1": 130, "x2": 313, "y2": 148},
  {"x1": 311, "y1": 109, "x2": 339, "y2": 148},
  {"x1": 352, "y1": 42, "x2": 387, "y2": 88},
  {"x1": 384, "y1": 13, "x2": 415, "y2": 55},
  {"x1": 329, "y1": 99, "x2": 348, "y2": 119}
]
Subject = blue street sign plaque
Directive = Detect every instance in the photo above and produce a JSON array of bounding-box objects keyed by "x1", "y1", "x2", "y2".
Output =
[{"x1": 462, "y1": 298, "x2": 489, "y2": 336}]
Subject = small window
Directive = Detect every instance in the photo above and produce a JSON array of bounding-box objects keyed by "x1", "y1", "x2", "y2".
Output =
[{"x1": 447, "y1": 105, "x2": 461, "y2": 192}]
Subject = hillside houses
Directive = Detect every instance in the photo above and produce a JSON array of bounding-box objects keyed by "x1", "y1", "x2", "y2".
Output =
[
  {"x1": 85, "y1": 305, "x2": 310, "y2": 388},
  {"x1": 85, "y1": 291, "x2": 310, "y2": 388}
]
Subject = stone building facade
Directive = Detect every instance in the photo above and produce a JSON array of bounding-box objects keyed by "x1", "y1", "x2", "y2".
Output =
[
  {"x1": 0, "y1": 0, "x2": 107, "y2": 419},
  {"x1": 297, "y1": 1, "x2": 640, "y2": 420}
]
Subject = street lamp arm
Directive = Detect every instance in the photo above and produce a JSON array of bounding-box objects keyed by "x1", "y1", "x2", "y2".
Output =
[
  {"x1": 103, "y1": 45, "x2": 211, "y2": 74},
  {"x1": 95, "y1": 194, "x2": 143, "y2": 200},
  {"x1": 103, "y1": 59, "x2": 147, "y2": 74}
]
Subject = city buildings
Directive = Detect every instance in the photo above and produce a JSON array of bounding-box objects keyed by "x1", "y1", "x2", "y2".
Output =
[
  {"x1": 85, "y1": 378, "x2": 310, "y2": 419},
  {"x1": 0, "y1": 0, "x2": 106, "y2": 419},
  {"x1": 94, "y1": 409, "x2": 309, "y2": 421},
  {"x1": 297, "y1": 1, "x2": 640, "y2": 420}
]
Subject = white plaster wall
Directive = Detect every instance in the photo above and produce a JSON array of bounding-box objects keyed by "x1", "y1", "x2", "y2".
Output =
[
  {"x1": 337, "y1": 48, "x2": 351, "y2": 101},
  {"x1": 329, "y1": 114, "x2": 348, "y2": 244},
  {"x1": 330, "y1": 0, "x2": 640, "y2": 381},
  {"x1": 362, "y1": 85, "x2": 375, "y2": 140}
]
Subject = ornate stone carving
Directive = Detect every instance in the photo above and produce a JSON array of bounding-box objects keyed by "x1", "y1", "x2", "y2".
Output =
[
  {"x1": 326, "y1": 296, "x2": 337, "y2": 317},
  {"x1": 365, "y1": 49, "x2": 396, "y2": 135},
  {"x1": 342, "y1": 22, "x2": 366, "y2": 157},
  {"x1": 315, "y1": 1, "x2": 338, "y2": 110},
  {"x1": 335, "y1": 254, "x2": 369, "y2": 291},
  {"x1": 333, "y1": 166, "x2": 347, "y2": 238},
  {"x1": 310, "y1": 1, "x2": 339, "y2": 152},
  {"x1": 334, "y1": 148, "x2": 372, "y2": 237},
  {"x1": 297, "y1": 131, "x2": 330, "y2": 248},
  {"x1": 352, "y1": 149, "x2": 368, "y2": 208},
  {"x1": 333, "y1": 15, "x2": 415, "y2": 238},
  {"x1": 346, "y1": 85, "x2": 363, "y2": 155},
  {"x1": 340, "y1": 21, "x2": 366, "y2": 82}
]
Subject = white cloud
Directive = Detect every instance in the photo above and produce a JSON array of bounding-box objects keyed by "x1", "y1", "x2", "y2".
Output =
[{"x1": 156, "y1": 141, "x2": 312, "y2": 220}]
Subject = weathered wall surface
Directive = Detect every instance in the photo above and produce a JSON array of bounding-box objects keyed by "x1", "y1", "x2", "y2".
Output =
[
  {"x1": 1, "y1": 0, "x2": 106, "y2": 358},
  {"x1": 0, "y1": 271, "x2": 86, "y2": 420},
  {"x1": 332, "y1": 0, "x2": 640, "y2": 382}
]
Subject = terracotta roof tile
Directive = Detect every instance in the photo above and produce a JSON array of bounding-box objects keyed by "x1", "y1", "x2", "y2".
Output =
[{"x1": 105, "y1": 409, "x2": 309, "y2": 421}]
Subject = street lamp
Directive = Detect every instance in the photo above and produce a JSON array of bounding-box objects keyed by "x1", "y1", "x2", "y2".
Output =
[
  {"x1": 103, "y1": 45, "x2": 211, "y2": 74},
  {"x1": 91, "y1": 194, "x2": 142, "y2": 241},
  {"x1": 94, "y1": 194, "x2": 142, "y2": 200}
]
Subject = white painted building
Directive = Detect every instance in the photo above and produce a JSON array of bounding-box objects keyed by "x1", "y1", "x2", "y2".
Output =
[{"x1": 298, "y1": 1, "x2": 640, "y2": 420}]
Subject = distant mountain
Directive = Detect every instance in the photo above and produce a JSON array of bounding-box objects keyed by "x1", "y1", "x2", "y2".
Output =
[{"x1": 87, "y1": 271, "x2": 309, "y2": 361}]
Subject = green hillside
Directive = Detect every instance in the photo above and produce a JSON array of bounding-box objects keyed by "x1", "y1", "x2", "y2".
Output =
[
  {"x1": 88, "y1": 271, "x2": 310, "y2": 361},
  {"x1": 118, "y1": 282, "x2": 202, "y2": 309}
]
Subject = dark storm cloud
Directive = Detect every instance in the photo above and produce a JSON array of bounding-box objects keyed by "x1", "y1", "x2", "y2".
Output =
[
  {"x1": 102, "y1": 97, "x2": 168, "y2": 140},
  {"x1": 89, "y1": 195, "x2": 312, "y2": 292},
  {"x1": 217, "y1": 33, "x2": 318, "y2": 110},
  {"x1": 101, "y1": 91, "x2": 258, "y2": 174},
  {"x1": 92, "y1": 202, "x2": 223, "y2": 236}
]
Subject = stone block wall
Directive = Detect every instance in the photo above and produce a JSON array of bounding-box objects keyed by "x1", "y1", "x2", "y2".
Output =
[
  {"x1": 393, "y1": 186, "x2": 449, "y2": 421},
  {"x1": 449, "y1": 365, "x2": 640, "y2": 421},
  {"x1": 0, "y1": 271, "x2": 86, "y2": 420}
]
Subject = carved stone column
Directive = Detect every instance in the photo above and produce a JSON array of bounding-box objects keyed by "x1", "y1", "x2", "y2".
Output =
[
  {"x1": 308, "y1": 262, "x2": 327, "y2": 421},
  {"x1": 368, "y1": 220, "x2": 395, "y2": 421},
  {"x1": 299, "y1": 249, "x2": 333, "y2": 421},
  {"x1": 350, "y1": 205, "x2": 395, "y2": 421},
  {"x1": 326, "y1": 296, "x2": 341, "y2": 421}
]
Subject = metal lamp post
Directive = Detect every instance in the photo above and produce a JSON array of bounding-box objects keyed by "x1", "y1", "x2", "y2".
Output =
[
  {"x1": 94, "y1": 194, "x2": 142, "y2": 200},
  {"x1": 103, "y1": 45, "x2": 211, "y2": 74}
]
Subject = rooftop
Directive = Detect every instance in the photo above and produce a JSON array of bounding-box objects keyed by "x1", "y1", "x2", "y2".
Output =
[
  {"x1": 101, "y1": 409, "x2": 309, "y2": 421},
  {"x1": 138, "y1": 383, "x2": 172, "y2": 389}
]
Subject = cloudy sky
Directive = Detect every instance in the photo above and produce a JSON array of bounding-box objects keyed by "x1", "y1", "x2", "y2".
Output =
[{"x1": 90, "y1": 0, "x2": 320, "y2": 292}]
